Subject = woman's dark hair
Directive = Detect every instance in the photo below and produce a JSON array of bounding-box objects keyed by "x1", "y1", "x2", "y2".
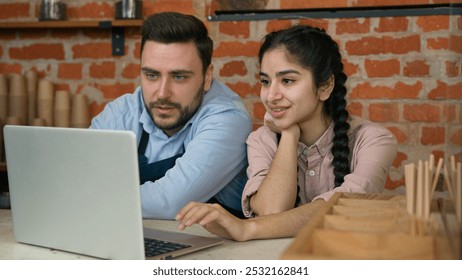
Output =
[
  {"x1": 140, "y1": 12, "x2": 213, "y2": 74},
  {"x1": 259, "y1": 25, "x2": 351, "y2": 187}
]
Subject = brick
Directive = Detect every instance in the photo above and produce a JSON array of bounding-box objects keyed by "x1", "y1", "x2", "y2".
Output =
[
  {"x1": 265, "y1": 20, "x2": 294, "y2": 33},
  {"x1": 421, "y1": 126, "x2": 445, "y2": 145},
  {"x1": 94, "y1": 83, "x2": 137, "y2": 100},
  {"x1": 427, "y1": 37, "x2": 449, "y2": 50},
  {"x1": 281, "y1": 0, "x2": 347, "y2": 9},
  {"x1": 144, "y1": 0, "x2": 195, "y2": 16},
  {"x1": 67, "y1": 2, "x2": 113, "y2": 19},
  {"x1": 58, "y1": 63, "x2": 83, "y2": 80},
  {"x1": 345, "y1": 35, "x2": 420, "y2": 55},
  {"x1": 403, "y1": 104, "x2": 440, "y2": 122},
  {"x1": 0, "y1": 63, "x2": 22, "y2": 74},
  {"x1": 122, "y1": 63, "x2": 140, "y2": 79},
  {"x1": 9, "y1": 44, "x2": 65, "y2": 60},
  {"x1": 417, "y1": 15, "x2": 449, "y2": 32},
  {"x1": 89, "y1": 62, "x2": 116, "y2": 79},
  {"x1": 347, "y1": 102, "x2": 363, "y2": 117},
  {"x1": 386, "y1": 176, "x2": 404, "y2": 191},
  {"x1": 342, "y1": 59, "x2": 360, "y2": 77},
  {"x1": 18, "y1": 30, "x2": 49, "y2": 39},
  {"x1": 445, "y1": 61, "x2": 460, "y2": 77},
  {"x1": 226, "y1": 81, "x2": 260, "y2": 98},
  {"x1": 428, "y1": 81, "x2": 462, "y2": 100},
  {"x1": 449, "y1": 35, "x2": 462, "y2": 53},
  {"x1": 365, "y1": 59, "x2": 400, "y2": 78},
  {"x1": 89, "y1": 102, "x2": 107, "y2": 120},
  {"x1": 368, "y1": 103, "x2": 399, "y2": 122},
  {"x1": 214, "y1": 41, "x2": 261, "y2": 57},
  {"x1": 375, "y1": 17, "x2": 409, "y2": 32},
  {"x1": 253, "y1": 101, "x2": 266, "y2": 121},
  {"x1": 444, "y1": 104, "x2": 456, "y2": 122},
  {"x1": 0, "y1": 3, "x2": 29, "y2": 19},
  {"x1": 72, "y1": 43, "x2": 113, "y2": 59},
  {"x1": 450, "y1": 129, "x2": 462, "y2": 146},
  {"x1": 353, "y1": 0, "x2": 428, "y2": 6},
  {"x1": 219, "y1": 21, "x2": 250, "y2": 38},
  {"x1": 50, "y1": 30, "x2": 80, "y2": 39},
  {"x1": 298, "y1": 19, "x2": 329, "y2": 32},
  {"x1": 392, "y1": 151, "x2": 408, "y2": 168},
  {"x1": 54, "y1": 83, "x2": 70, "y2": 92},
  {"x1": 82, "y1": 30, "x2": 111, "y2": 40},
  {"x1": 0, "y1": 30, "x2": 16, "y2": 40},
  {"x1": 336, "y1": 18, "x2": 370, "y2": 35},
  {"x1": 403, "y1": 60, "x2": 430, "y2": 77},
  {"x1": 387, "y1": 126, "x2": 407, "y2": 144},
  {"x1": 220, "y1": 61, "x2": 247, "y2": 77},
  {"x1": 134, "y1": 42, "x2": 141, "y2": 59},
  {"x1": 350, "y1": 81, "x2": 421, "y2": 99}
]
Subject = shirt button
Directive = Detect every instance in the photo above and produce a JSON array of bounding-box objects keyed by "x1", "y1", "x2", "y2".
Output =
[{"x1": 309, "y1": 170, "x2": 315, "y2": 176}]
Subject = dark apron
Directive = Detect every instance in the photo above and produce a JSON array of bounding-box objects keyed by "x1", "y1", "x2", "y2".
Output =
[
  {"x1": 137, "y1": 129, "x2": 245, "y2": 218},
  {"x1": 138, "y1": 129, "x2": 184, "y2": 184}
]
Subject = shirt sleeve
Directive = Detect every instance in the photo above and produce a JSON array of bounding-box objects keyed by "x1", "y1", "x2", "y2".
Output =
[
  {"x1": 241, "y1": 126, "x2": 278, "y2": 218},
  {"x1": 313, "y1": 123, "x2": 398, "y2": 202},
  {"x1": 140, "y1": 109, "x2": 252, "y2": 219}
]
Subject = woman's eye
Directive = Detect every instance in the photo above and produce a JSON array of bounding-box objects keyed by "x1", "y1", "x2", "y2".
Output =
[
  {"x1": 259, "y1": 79, "x2": 270, "y2": 86},
  {"x1": 282, "y1": 78, "x2": 294, "y2": 85}
]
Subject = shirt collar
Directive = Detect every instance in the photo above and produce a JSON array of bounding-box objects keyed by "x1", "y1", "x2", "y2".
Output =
[{"x1": 297, "y1": 121, "x2": 334, "y2": 158}]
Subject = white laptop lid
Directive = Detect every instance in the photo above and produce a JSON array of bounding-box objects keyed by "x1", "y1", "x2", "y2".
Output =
[{"x1": 4, "y1": 125, "x2": 145, "y2": 260}]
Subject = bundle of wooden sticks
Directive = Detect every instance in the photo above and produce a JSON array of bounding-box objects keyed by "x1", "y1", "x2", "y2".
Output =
[{"x1": 404, "y1": 154, "x2": 461, "y2": 223}]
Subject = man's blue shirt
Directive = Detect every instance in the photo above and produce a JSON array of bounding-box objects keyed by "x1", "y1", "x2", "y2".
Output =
[{"x1": 90, "y1": 80, "x2": 252, "y2": 219}]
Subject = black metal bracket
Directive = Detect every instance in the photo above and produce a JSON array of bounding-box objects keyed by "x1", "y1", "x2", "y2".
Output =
[
  {"x1": 208, "y1": 3, "x2": 462, "y2": 21},
  {"x1": 99, "y1": 21, "x2": 125, "y2": 56}
]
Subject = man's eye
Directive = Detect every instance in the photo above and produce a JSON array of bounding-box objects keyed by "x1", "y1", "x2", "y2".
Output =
[
  {"x1": 146, "y1": 73, "x2": 158, "y2": 79},
  {"x1": 173, "y1": 75, "x2": 186, "y2": 81}
]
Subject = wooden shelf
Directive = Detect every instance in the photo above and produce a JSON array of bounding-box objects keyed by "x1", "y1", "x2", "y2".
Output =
[
  {"x1": 0, "y1": 19, "x2": 143, "y2": 56},
  {"x1": 0, "y1": 19, "x2": 143, "y2": 29}
]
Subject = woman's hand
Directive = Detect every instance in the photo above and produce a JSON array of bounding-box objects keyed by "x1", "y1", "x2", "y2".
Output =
[{"x1": 176, "y1": 202, "x2": 251, "y2": 241}]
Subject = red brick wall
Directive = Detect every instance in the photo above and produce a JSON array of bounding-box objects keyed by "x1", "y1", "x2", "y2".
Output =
[{"x1": 0, "y1": 0, "x2": 461, "y2": 191}]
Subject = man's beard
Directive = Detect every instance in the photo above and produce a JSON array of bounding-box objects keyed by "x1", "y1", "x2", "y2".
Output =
[{"x1": 148, "y1": 84, "x2": 205, "y2": 133}]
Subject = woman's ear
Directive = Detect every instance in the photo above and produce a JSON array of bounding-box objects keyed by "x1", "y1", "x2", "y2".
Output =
[{"x1": 318, "y1": 75, "x2": 334, "y2": 101}]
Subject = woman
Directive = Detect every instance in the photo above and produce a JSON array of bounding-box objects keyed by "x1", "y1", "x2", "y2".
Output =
[{"x1": 176, "y1": 25, "x2": 397, "y2": 241}]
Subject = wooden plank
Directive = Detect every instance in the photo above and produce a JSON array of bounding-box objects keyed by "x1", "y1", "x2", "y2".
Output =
[{"x1": 0, "y1": 20, "x2": 142, "y2": 29}]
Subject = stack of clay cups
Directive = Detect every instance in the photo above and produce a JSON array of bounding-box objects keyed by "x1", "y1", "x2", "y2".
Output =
[
  {"x1": 25, "y1": 70, "x2": 38, "y2": 125},
  {"x1": 54, "y1": 90, "x2": 71, "y2": 127},
  {"x1": 37, "y1": 78, "x2": 54, "y2": 126},
  {"x1": 0, "y1": 74, "x2": 7, "y2": 161},
  {"x1": 8, "y1": 73, "x2": 27, "y2": 125},
  {"x1": 71, "y1": 94, "x2": 90, "y2": 128},
  {"x1": 0, "y1": 74, "x2": 7, "y2": 124}
]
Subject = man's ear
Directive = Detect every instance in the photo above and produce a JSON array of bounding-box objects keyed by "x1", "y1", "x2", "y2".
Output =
[
  {"x1": 204, "y1": 64, "x2": 213, "y2": 91},
  {"x1": 318, "y1": 75, "x2": 334, "y2": 101}
]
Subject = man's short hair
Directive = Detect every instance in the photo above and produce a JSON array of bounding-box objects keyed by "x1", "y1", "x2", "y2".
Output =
[{"x1": 140, "y1": 12, "x2": 213, "y2": 73}]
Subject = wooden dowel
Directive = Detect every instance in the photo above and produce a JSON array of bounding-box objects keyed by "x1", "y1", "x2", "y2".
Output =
[
  {"x1": 431, "y1": 158, "x2": 443, "y2": 196},
  {"x1": 444, "y1": 164, "x2": 454, "y2": 203},
  {"x1": 456, "y1": 162, "x2": 461, "y2": 224},
  {"x1": 416, "y1": 160, "x2": 424, "y2": 218},
  {"x1": 424, "y1": 161, "x2": 430, "y2": 219},
  {"x1": 405, "y1": 163, "x2": 415, "y2": 215}
]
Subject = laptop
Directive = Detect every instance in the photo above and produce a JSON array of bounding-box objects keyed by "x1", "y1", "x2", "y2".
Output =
[{"x1": 3, "y1": 125, "x2": 223, "y2": 260}]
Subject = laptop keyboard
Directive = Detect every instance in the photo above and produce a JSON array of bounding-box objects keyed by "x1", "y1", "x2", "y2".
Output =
[{"x1": 144, "y1": 237, "x2": 191, "y2": 257}]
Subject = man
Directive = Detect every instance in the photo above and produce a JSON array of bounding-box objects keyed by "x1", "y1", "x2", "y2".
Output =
[{"x1": 90, "y1": 12, "x2": 252, "y2": 219}]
